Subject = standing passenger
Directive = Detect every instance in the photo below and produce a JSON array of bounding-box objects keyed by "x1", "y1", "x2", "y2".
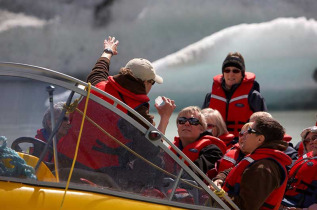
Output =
[{"x1": 202, "y1": 52, "x2": 267, "y2": 138}]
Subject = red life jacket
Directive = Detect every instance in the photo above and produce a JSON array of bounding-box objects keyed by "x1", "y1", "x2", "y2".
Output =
[
  {"x1": 93, "y1": 76, "x2": 150, "y2": 112},
  {"x1": 284, "y1": 151, "x2": 317, "y2": 207},
  {"x1": 57, "y1": 78, "x2": 149, "y2": 170},
  {"x1": 223, "y1": 148, "x2": 292, "y2": 210},
  {"x1": 166, "y1": 188, "x2": 194, "y2": 204},
  {"x1": 33, "y1": 129, "x2": 52, "y2": 162},
  {"x1": 35, "y1": 128, "x2": 48, "y2": 143},
  {"x1": 209, "y1": 72, "x2": 255, "y2": 137},
  {"x1": 217, "y1": 143, "x2": 243, "y2": 173},
  {"x1": 298, "y1": 142, "x2": 305, "y2": 157},
  {"x1": 165, "y1": 135, "x2": 226, "y2": 173},
  {"x1": 218, "y1": 133, "x2": 235, "y2": 151}
]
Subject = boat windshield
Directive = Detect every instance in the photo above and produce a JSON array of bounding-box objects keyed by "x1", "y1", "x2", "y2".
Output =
[{"x1": 0, "y1": 63, "x2": 234, "y2": 210}]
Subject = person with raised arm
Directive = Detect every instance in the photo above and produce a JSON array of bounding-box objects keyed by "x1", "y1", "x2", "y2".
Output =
[{"x1": 57, "y1": 37, "x2": 176, "y2": 191}]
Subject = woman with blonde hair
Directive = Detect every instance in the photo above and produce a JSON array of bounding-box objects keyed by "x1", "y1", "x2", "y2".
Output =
[
  {"x1": 202, "y1": 108, "x2": 235, "y2": 150},
  {"x1": 165, "y1": 106, "x2": 227, "y2": 176}
]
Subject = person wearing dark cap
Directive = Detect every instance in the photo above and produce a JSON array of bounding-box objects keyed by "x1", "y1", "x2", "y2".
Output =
[{"x1": 202, "y1": 52, "x2": 267, "y2": 139}]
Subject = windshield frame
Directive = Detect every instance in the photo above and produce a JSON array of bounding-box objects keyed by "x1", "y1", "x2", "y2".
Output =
[{"x1": 0, "y1": 62, "x2": 235, "y2": 210}]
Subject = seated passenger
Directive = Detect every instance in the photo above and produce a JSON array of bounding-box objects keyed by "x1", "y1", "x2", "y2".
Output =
[
  {"x1": 212, "y1": 117, "x2": 292, "y2": 210},
  {"x1": 202, "y1": 108, "x2": 235, "y2": 150},
  {"x1": 36, "y1": 101, "x2": 70, "y2": 143},
  {"x1": 34, "y1": 102, "x2": 70, "y2": 162},
  {"x1": 165, "y1": 106, "x2": 226, "y2": 178},
  {"x1": 282, "y1": 128, "x2": 317, "y2": 209},
  {"x1": 250, "y1": 111, "x2": 293, "y2": 143},
  {"x1": 295, "y1": 126, "x2": 317, "y2": 158},
  {"x1": 250, "y1": 111, "x2": 298, "y2": 167},
  {"x1": 207, "y1": 122, "x2": 252, "y2": 179}
]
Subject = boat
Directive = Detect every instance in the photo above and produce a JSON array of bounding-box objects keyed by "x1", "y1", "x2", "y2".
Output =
[{"x1": 0, "y1": 62, "x2": 238, "y2": 209}]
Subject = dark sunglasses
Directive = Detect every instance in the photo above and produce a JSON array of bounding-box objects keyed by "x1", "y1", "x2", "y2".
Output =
[
  {"x1": 239, "y1": 130, "x2": 248, "y2": 137},
  {"x1": 177, "y1": 117, "x2": 201, "y2": 126},
  {"x1": 148, "y1": 79, "x2": 155, "y2": 85},
  {"x1": 247, "y1": 127, "x2": 261, "y2": 135},
  {"x1": 223, "y1": 69, "x2": 241, "y2": 74}
]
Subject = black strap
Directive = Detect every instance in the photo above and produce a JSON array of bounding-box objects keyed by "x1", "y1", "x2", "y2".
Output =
[
  {"x1": 262, "y1": 202, "x2": 275, "y2": 209},
  {"x1": 118, "y1": 91, "x2": 126, "y2": 104}
]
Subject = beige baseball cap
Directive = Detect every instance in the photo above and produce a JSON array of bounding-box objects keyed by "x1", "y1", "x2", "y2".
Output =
[{"x1": 125, "y1": 58, "x2": 163, "y2": 84}]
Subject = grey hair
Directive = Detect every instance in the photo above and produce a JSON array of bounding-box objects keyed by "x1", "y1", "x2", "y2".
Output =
[
  {"x1": 249, "y1": 111, "x2": 273, "y2": 122},
  {"x1": 42, "y1": 102, "x2": 66, "y2": 132},
  {"x1": 201, "y1": 108, "x2": 228, "y2": 137}
]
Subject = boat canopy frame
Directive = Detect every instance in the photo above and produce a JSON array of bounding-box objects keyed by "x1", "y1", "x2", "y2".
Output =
[{"x1": 0, "y1": 62, "x2": 238, "y2": 210}]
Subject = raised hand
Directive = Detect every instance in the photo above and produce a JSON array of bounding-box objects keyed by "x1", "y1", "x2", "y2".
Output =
[{"x1": 103, "y1": 36, "x2": 119, "y2": 55}]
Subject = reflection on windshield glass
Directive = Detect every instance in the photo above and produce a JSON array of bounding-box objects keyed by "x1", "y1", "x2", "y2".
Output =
[{"x1": 0, "y1": 76, "x2": 226, "y2": 209}]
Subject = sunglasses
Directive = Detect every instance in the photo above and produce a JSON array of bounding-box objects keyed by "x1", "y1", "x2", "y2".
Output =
[
  {"x1": 148, "y1": 79, "x2": 155, "y2": 85},
  {"x1": 239, "y1": 130, "x2": 248, "y2": 137},
  {"x1": 304, "y1": 135, "x2": 317, "y2": 143},
  {"x1": 177, "y1": 117, "x2": 201, "y2": 126},
  {"x1": 223, "y1": 69, "x2": 241, "y2": 74},
  {"x1": 247, "y1": 127, "x2": 261, "y2": 135}
]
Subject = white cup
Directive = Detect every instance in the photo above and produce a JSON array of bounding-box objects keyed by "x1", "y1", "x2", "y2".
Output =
[{"x1": 155, "y1": 96, "x2": 165, "y2": 106}]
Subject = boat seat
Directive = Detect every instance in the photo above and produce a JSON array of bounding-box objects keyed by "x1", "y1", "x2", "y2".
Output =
[
  {"x1": 11, "y1": 137, "x2": 53, "y2": 158},
  {"x1": 17, "y1": 152, "x2": 57, "y2": 182}
]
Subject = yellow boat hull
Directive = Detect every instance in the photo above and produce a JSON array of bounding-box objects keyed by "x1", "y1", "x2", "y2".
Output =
[{"x1": 0, "y1": 181, "x2": 184, "y2": 210}]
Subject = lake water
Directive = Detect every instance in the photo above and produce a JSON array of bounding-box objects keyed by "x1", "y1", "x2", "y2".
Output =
[{"x1": 153, "y1": 110, "x2": 317, "y2": 146}]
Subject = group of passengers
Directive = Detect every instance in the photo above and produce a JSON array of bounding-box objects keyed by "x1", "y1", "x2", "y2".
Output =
[{"x1": 35, "y1": 36, "x2": 316, "y2": 210}]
